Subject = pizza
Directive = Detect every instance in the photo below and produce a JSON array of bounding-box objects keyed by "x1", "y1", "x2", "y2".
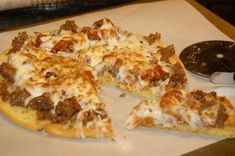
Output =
[
  {"x1": 0, "y1": 18, "x2": 234, "y2": 139},
  {"x1": 0, "y1": 43, "x2": 113, "y2": 138},
  {"x1": 125, "y1": 89, "x2": 235, "y2": 138}
]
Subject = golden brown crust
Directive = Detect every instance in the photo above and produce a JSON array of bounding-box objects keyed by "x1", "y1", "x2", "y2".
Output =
[
  {"x1": 0, "y1": 99, "x2": 49, "y2": 131},
  {"x1": 133, "y1": 117, "x2": 235, "y2": 138},
  {"x1": 0, "y1": 99, "x2": 114, "y2": 138},
  {"x1": 45, "y1": 123, "x2": 114, "y2": 138}
]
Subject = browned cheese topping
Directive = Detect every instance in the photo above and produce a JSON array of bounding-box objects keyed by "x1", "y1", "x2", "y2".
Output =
[
  {"x1": 60, "y1": 20, "x2": 78, "y2": 32},
  {"x1": 140, "y1": 64, "x2": 169, "y2": 82},
  {"x1": 93, "y1": 18, "x2": 113, "y2": 29},
  {"x1": 35, "y1": 34, "x2": 46, "y2": 47},
  {"x1": 159, "y1": 45, "x2": 175, "y2": 63},
  {"x1": 81, "y1": 27, "x2": 100, "y2": 40},
  {"x1": 9, "y1": 32, "x2": 28, "y2": 53},
  {"x1": 51, "y1": 40, "x2": 74, "y2": 53},
  {"x1": 187, "y1": 90, "x2": 230, "y2": 127},
  {"x1": 144, "y1": 32, "x2": 161, "y2": 45},
  {"x1": 0, "y1": 62, "x2": 16, "y2": 82},
  {"x1": 166, "y1": 62, "x2": 187, "y2": 90}
]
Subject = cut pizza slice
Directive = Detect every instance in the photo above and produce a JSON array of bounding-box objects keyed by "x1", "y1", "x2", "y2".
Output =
[
  {"x1": 74, "y1": 20, "x2": 186, "y2": 99},
  {"x1": 30, "y1": 18, "x2": 187, "y2": 100},
  {"x1": 125, "y1": 89, "x2": 235, "y2": 138},
  {"x1": 33, "y1": 18, "x2": 126, "y2": 57},
  {"x1": 0, "y1": 43, "x2": 113, "y2": 138},
  {"x1": 98, "y1": 46, "x2": 187, "y2": 99}
]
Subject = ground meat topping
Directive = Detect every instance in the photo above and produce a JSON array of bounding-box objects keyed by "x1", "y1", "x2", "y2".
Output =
[
  {"x1": 95, "y1": 108, "x2": 108, "y2": 119},
  {"x1": 60, "y1": 20, "x2": 78, "y2": 32},
  {"x1": 9, "y1": 32, "x2": 28, "y2": 53},
  {"x1": 140, "y1": 64, "x2": 169, "y2": 82},
  {"x1": 31, "y1": 97, "x2": 81, "y2": 123},
  {"x1": 51, "y1": 40, "x2": 74, "y2": 53},
  {"x1": 198, "y1": 91, "x2": 217, "y2": 113},
  {"x1": 93, "y1": 19, "x2": 105, "y2": 29},
  {"x1": 81, "y1": 27, "x2": 100, "y2": 40},
  {"x1": 10, "y1": 88, "x2": 30, "y2": 107},
  {"x1": 166, "y1": 63, "x2": 186, "y2": 89},
  {"x1": 93, "y1": 18, "x2": 113, "y2": 29},
  {"x1": 143, "y1": 32, "x2": 161, "y2": 45},
  {"x1": 187, "y1": 90, "x2": 217, "y2": 112},
  {"x1": 186, "y1": 90, "x2": 229, "y2": 127},
  {"x1": 100, "y1": 29, "x2": 117, "y2": 40},
  {"x1": 107, "y1": 58, "x2": 123, "y2": 77},
  {"x1": 191, "y1": 90, "x2": 205, "y2": 101},
  {"x1": 28, "y1": 93, "x2": 54, "y2": 110},
  {"x1": 159, "y1": 45, "x2": 175, "y2": 62},
  {"x1": 215, "y1": 104, "x2": 228, "y2": 127},
  {"x1": 0, "y1": 62, "x2": 16, "y2": 82},
  {"x1": 35, "y1": 34, "x2": 45, "y2": 47},
  {"x1": 55, "y1": 97, "x2": 81, "y2": 122},
  {"x1": 0, "y1": 79, "x2": 11, "y2": 101},
  {"x1": 37, "y1": 110, "x2": 53, "y2": 121},
  {"x1": 82, "y1": 110, "x2": 96, "y2": 126},
  {"x1": 160, "y1": 89, "x2": 183, "y2": 109}
]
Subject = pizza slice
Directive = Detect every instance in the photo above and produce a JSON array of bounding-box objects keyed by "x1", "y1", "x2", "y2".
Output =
[
  {"x1": 125, "y1": 89, "x2": 235, "y2": 138},
  {"x1": 0, "y1": 39, "x2": 113, "y2": 138},
  {"x1": 33, "y1": 18, "x2": 125, "y2": 57},
  {"x1": 74, "y1": 19, "x2": 186, "y2": 99},
  {"x1": 83, "y1": 45, "x2": 185, "y2": 99},
  {"x1": 27, "y1": 18, "x2": 187, "y2": 100}
]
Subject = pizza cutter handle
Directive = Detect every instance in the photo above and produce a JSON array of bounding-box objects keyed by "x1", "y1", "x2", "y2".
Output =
[{"x1": 210, "y1": 72, "x2": 235, "y2": 84}]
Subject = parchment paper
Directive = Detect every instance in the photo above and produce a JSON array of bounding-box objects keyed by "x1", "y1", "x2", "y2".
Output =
[{"x1": 0, "y1": 0, "x2": 234, "y2": 156}]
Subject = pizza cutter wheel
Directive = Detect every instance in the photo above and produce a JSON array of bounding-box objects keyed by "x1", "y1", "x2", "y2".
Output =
[{"x1": 179, "y1": 40, "x2": 235, "y2": 78}]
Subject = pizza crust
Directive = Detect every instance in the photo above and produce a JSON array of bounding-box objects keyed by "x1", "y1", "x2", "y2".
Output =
[
  {"x1": 132, "y1": 117, "x2": 235, "y2": 138},
  {"x1": 45, "y1": 122, "x2": 114, "y2": 138},
  {"x1": 0, "y1": 99, "x2": 48, "y2": 131},
  {"x1": 0, "y1": 99, "x2": 114, "y2": 138}
]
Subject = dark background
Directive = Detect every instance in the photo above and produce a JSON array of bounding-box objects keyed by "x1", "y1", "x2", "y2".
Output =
[
  {"x1": 196, "y1": 0, "x2": 235, "y2": 25},
  {"x1": 0, "y1": 0, "x2": 234, "y2": 31}
]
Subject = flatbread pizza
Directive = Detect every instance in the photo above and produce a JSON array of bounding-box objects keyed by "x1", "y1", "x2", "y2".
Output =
[{"x1": 0, "y1": 18, "x2": 234, "y2": 139}]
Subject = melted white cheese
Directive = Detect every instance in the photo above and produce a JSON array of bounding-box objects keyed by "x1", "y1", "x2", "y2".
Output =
[
  {"x1": 186, "y1": 110, "x2": 204, "y2": 129},
  {"x1": 125, "y1": 101, "x2": 178, "y2": 129},
  {"x1": 9, "y1": 48, "x2": 100, "y2": 107}
]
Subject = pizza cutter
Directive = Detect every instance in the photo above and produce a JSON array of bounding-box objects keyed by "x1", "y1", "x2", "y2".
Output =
[
  {"x1": 179, "y1": 40, "x2": 235, "y2": 83},
  {"x1": 210, "y1": 72, "x2": 235, "y2": 84}
]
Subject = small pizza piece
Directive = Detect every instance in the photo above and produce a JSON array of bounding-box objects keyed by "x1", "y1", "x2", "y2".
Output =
[
  {"x1": 125, "y1": 90, "x2": 235, "y2": 138},
  {"x1": 0, "y1": 45, "x2": 113, "y2": 138}
]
